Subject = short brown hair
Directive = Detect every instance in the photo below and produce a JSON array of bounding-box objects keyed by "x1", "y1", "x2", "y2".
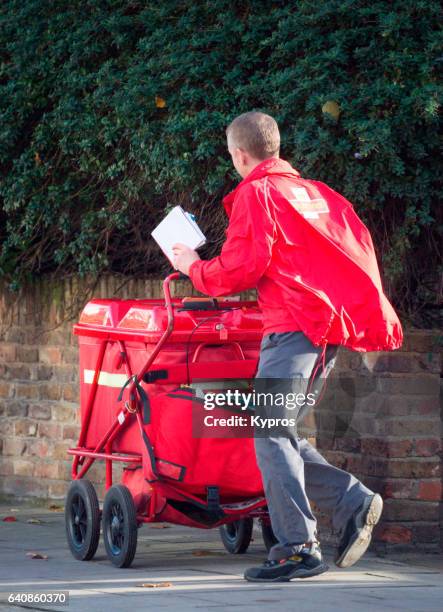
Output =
[{"x1": 226, "y1": 111, "x2": 280, "y2": 160}]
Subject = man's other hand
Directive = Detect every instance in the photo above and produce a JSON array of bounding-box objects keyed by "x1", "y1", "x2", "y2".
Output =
[{"x1": 172, "y1": 243, "x2": 200, "y2": 275}]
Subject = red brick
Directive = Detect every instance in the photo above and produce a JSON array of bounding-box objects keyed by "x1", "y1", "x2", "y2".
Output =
[
  {"x1": 0, "y1": 458, "x2": 15, "y2": 476},
  {"x1": 39, "y1": 346, "x2": 63, "y2": 365},
  {"x1": 376, "y1": 524, "x2": 412, "y2": 543},
  {"x1": 0, "y1": 343, "x2": 16, "y2": 361},
  {"x1": 338, "y1": 376, "x2": 377, "y2": 398},
  {"x1": 412, "y1": 523, "x2": 441, "y2": 543},
  {"x1": 63, "y1": 425, "x2": 80, "y2": 441},
  {"x1": 51, "y1": 403, "x2": 78, "y2": 423},
  {"x1": 57, "y1": 365, "x2": 77, "y2": 383},
  {"x1": 414, "y1": 438, "x2": 441, "y2": 457},
  {"x1": 34, "y1": 461, "x2": 67, "y2": 480},
  {"x1": 2, "y1": 439, "x2": 27, "y2": 456},
  {"x1": 48, "y1": 481, "x2": 69, "y2": 499},
  {"x1": 14, "y1": 419, "x2": 38, "y2": 437},
  {"x1": 62, "y1": 347, "x2": 78, "y2": 365},
  {"x1": 417, "y1": 481, "x2": 442, "y2": 501},
  {"x1": 16, "y1": 346, "x2": 39, "y2": 363},
  {"x1": 0, "y1": 421, "x2": 14, "y2": 437},
  {"x1": 26, "y1": 439, "x2": 50, "y2": 458},
  {"x1": 381, "y1": 418, "x2": 438, "y2": 437},
  {"x1": 415, "y1": 352, "x2": 441, "y2": 374},
  {"x1": 361, "y1": 438, "x2": 412, "y2": 458},
  {"x1": 28, "y1": 403, "x2": 51, "y2": 420},
  {"x1": 34, "y1": 365, "x2": 53, "y2": 381},
  {"x1": 383, "y1": 499, "x2": 439, "y2": 521},
  {"x1": 357, "y1": 456, "x2": 387, "y2": 477},
  {"x1": 382, "y1": 479, "x2": 414, "y2": 499},
  {"x1": 4, "y1": 329, "x2": 27, "y2": 343},
  {"x1": 40, "y1": 383, "x2": 61, "y2": 401},
  {"x1": 333, "y1": 437, "x2": 361, "y2": 453},
  {"x1": 38, "y1": 422, "x2": 62, "y2": 438},
  {"x1": 0, "y1": 382, "x2": 12, "y2": 398},
  {"x1": 5, "y1": 364, "x2": 31, "y2": 380},
  {"x1": 63, "y1": 383, "x2": 79, "y2": 402},
  {"x1": 380, "y1": 394, "x2": 440, "y2": 417},
  {"x1": 52, "y1": 442, "x2": 71, "y2": 460},
  {"x1": 387, "y1": 459, "x2": 440, "y2": 479},
  {"x1": 368, "y1": 354, "x2": 416, "y2": 373},
  {"x1": 2, "y1": 476, "x2": 47, "y2": 497},
  {"x1": 346, "y1": 415, "x2": 377, "y2": 436},
  {"x1": 417, "y1": 397, "x2": 441, "y2": 416},
  {"x1": 6, "y1": 400, "x2": 28, "y2": 417},
  {"x1": 377, "y1": 375, "x2": 439, "y2": 396},
  {"x1": 13, "y1": 459, "x2": 35, "y2": 476},
  {"x1": 16, "y1": 383, "x2": 40, "y2": 400},
  {"x1": 402, "y1": 331, "x2": 440, "y2": 353}
]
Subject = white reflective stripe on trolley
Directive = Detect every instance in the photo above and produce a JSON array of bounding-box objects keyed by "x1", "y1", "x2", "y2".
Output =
[{"x1": 83, "y1": 369, "x2": 128, "y2": 388}]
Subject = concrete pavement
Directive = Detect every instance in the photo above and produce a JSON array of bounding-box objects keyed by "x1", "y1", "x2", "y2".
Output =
[{"x1": 0, "y1": 500, "x2": 442, "y2": 612}]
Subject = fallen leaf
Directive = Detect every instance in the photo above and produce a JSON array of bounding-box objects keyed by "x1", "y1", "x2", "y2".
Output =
[
  {"x1": 192, "y1": 550, "x2": 220, "y2": 557},
  {"x1": 26, "y1": 552, "x2": 48, "y2": 560},
  {"x1": 27, "y1": 518, "x2": 44, "y2": 524},
  {"x1": 48, "y1": 504, "x2": 63, "y2": 512},
  {"x1": 137, "y1": 582, "x2": 172, "y2": 589},
  {"x1": 155, "y1": 96, "x2": 166, "y2": 108},
  {"x1": 149, "y1": 524, "x2": 171, "y2": 529},
  {"x1": 2, "y1": 516, "x2": 17, "y2": 522}
]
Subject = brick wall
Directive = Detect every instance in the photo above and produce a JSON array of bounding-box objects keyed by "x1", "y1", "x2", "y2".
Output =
[
  {"x1": 0, "y1": 275, "x2": 201, "y2": 499},
  {"x1": 311, "y1": 333, "x2": 442, "y2": 553},
  {"x1": 0, "y1": 275, "x2": 441, "y2": 551}
]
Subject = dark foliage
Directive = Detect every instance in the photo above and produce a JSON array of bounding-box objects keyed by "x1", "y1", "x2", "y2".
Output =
[{"x1": 0, "y1": 1, "x2": 441, "y2": 324}]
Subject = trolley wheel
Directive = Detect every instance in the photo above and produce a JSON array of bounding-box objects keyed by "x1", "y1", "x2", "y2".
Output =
[
  {"x1": 65, "y1": 479, "x2": 100, "y2": 561},
  {"x1": 219, "y1": 518, "x2": 253, "y2": 554},
  {"x1": 261, "y1": 521, "x2": 278, "y2": 552},
  {"x1": 102, "y1": 485, "x2": 138, "y2": 568}
]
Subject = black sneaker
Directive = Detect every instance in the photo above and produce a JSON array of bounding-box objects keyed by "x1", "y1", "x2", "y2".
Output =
[
  {"x1": 335, "y1": 494, "x2": 383, "y2": 568},
  {"x1": 244, "y1": 543, "x2": 328, "y2": 582}
]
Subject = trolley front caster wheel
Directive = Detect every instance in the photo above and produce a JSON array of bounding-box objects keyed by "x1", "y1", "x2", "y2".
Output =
[
  {"x1": 65, "y1": 479, "x2": 100, "y2": 561},
  {"x1": 261, "y1": 520, "x2": 278, "y2": 552},
  {"x1": 102, "y1": 485, "x2": 138, "y2": 568},
  {"x1": 219, "y1": 518, "x2": 253, "y2": 554}
]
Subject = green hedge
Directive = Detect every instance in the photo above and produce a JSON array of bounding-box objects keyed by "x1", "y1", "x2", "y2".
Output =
[{"x1": 0, "y1": 1, "x2": 441, "y2": 324}]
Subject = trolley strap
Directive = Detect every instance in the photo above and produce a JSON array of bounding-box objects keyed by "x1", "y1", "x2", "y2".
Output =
[{"x1": 117, "y1": 375, "x2": 151, "y2": 425}]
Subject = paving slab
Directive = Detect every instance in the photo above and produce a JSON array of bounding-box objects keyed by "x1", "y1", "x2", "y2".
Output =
[{"x1": 0, "y1": 502, "x2": 442, "y2": 612}]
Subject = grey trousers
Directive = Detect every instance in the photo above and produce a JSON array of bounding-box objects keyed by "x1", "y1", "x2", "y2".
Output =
[{"x1": 254, "y1": 331, "x2": 373, "y2": 561}]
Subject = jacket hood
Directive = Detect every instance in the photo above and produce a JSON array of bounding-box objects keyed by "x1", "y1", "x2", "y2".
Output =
[{"x1": 222, "y1": 158, "x2": 301, "y2": 217}]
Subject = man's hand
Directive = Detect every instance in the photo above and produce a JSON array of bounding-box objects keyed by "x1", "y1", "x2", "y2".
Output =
[{"x1": 172, "y1": 243, "x2": 201, "y2": 275}]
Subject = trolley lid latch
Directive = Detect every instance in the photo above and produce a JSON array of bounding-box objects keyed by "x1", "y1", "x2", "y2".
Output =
[{"x1": 206, "y1": 486, "x2": 220, "y2": 512}]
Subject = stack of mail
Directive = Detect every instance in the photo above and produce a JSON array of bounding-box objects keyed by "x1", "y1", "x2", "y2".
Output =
[{"x1": 151, "y1": 206, "x2": 206, "y2": 266}]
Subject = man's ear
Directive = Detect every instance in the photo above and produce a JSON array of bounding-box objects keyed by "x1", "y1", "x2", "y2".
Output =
[{"x1": 237, "y1": 148, "x2": 249, "y2": 167}]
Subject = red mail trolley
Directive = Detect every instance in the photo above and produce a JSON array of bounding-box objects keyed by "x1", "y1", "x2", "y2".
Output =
[{"x1": 65, "y1": 273, "x2": 276, "y2": 567}]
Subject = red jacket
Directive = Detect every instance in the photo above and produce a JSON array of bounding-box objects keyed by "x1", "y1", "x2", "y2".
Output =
[{"x1": 189, "y1": 158, "x2": 403, "y2": 351}]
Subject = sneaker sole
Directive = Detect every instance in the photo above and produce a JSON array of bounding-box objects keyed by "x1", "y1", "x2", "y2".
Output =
[
  {"x1": 335, "y1": 494, "x2": 383, "y2": 569},
  {"x1": 244, "y1": 562, "x2": 329, "y2": 583}
]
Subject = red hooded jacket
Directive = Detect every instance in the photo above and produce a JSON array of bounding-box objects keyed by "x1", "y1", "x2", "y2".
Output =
[{"x1": 189, "y1": 158, "x2": 402, "y2": 352}]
